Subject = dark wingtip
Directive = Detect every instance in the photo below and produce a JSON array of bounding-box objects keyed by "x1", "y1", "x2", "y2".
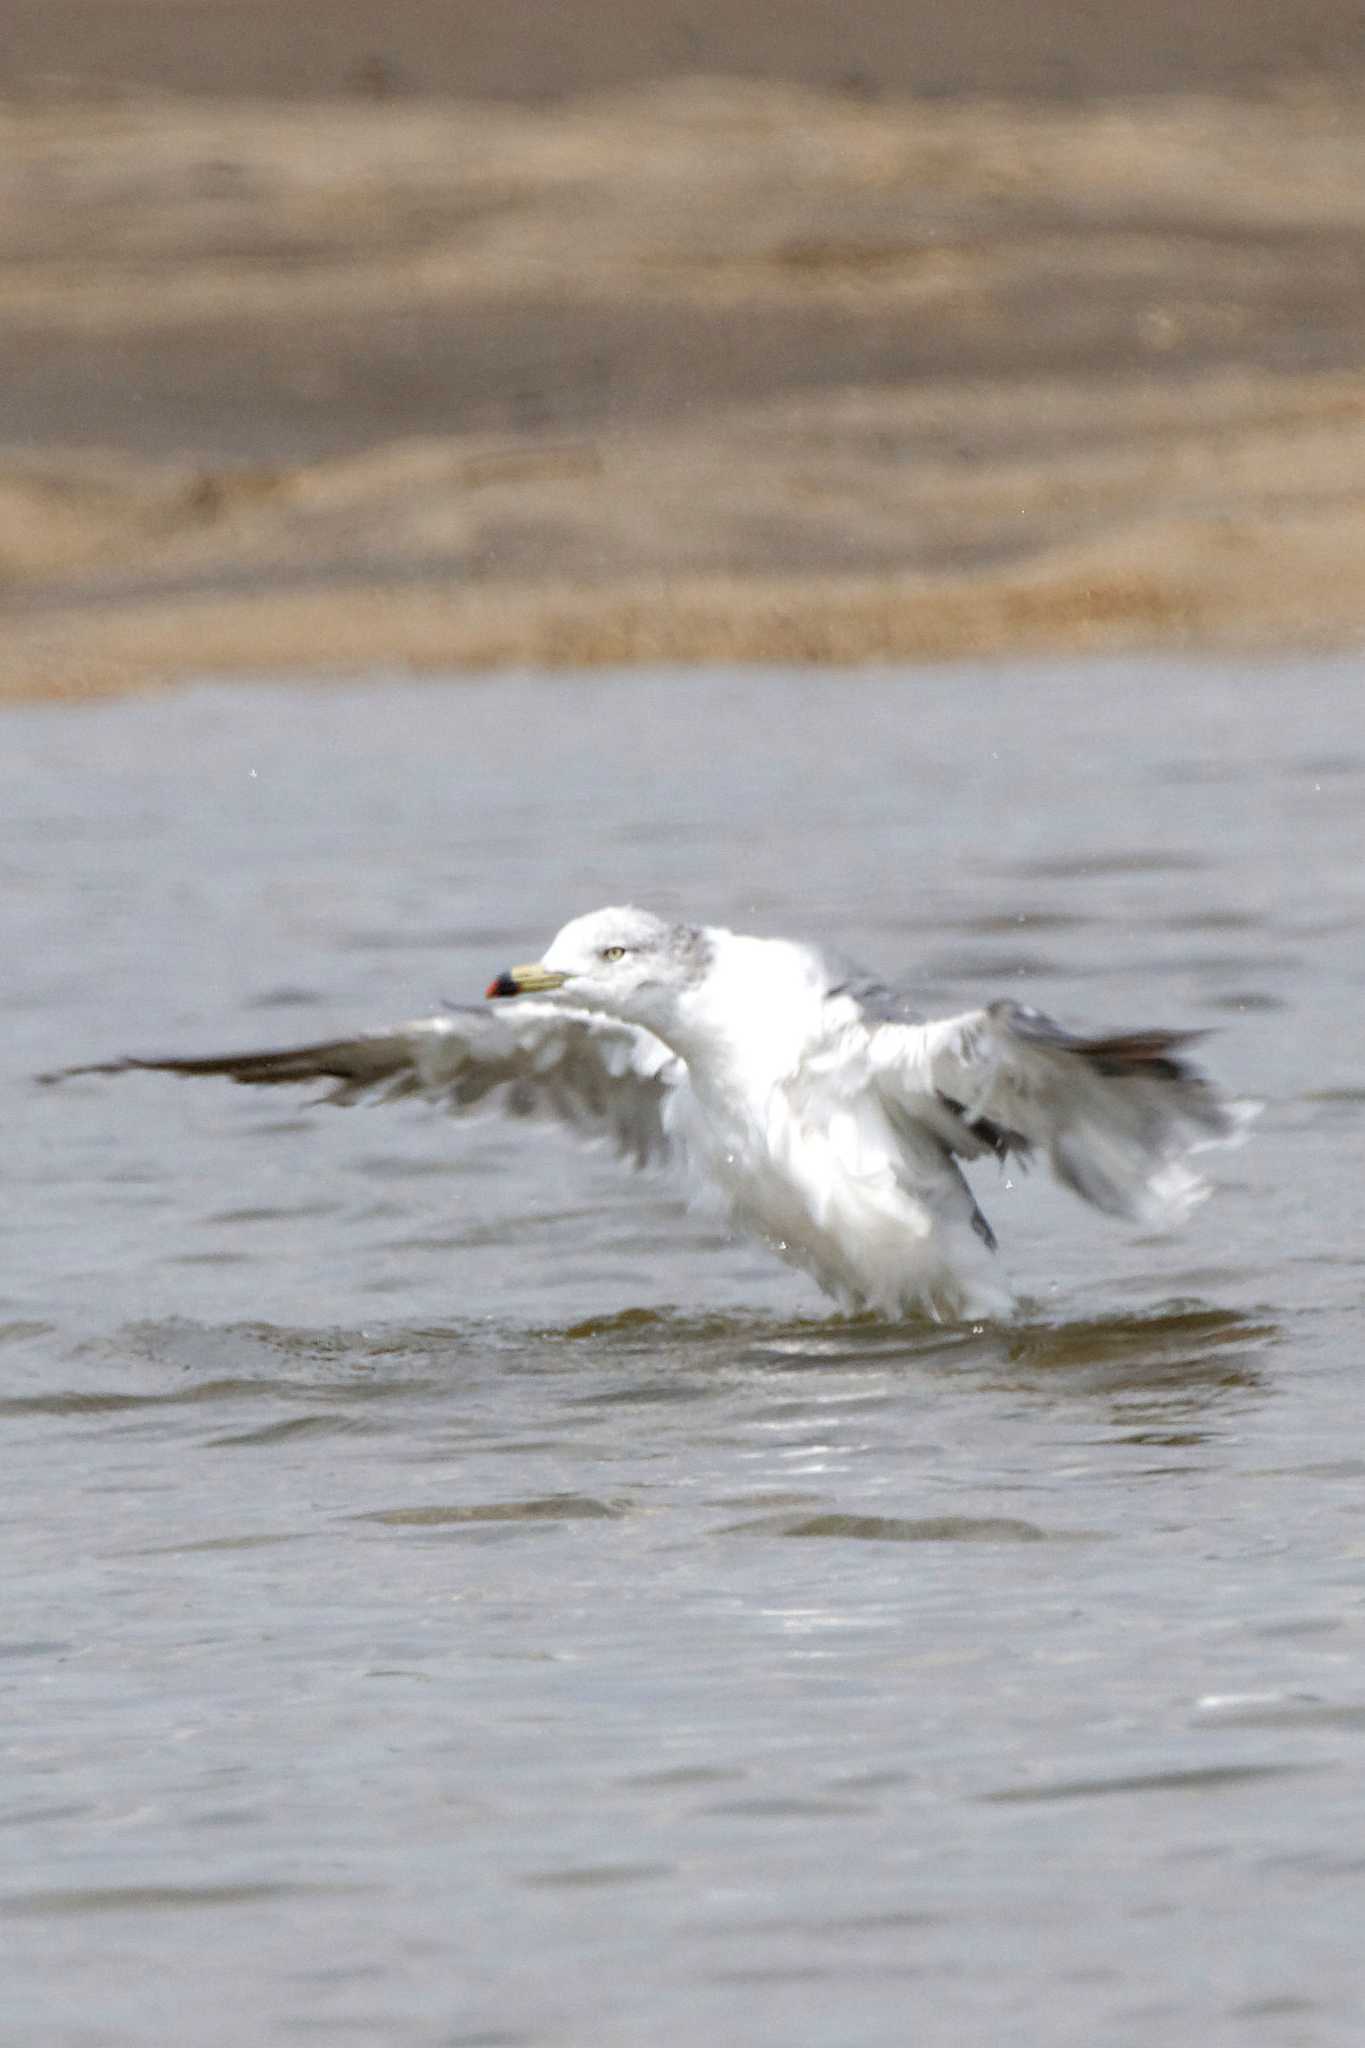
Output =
[
  {"x1": 36, "y1": 1058, "x2": 136, "y2": 1086},
  {"x1": 485, "y1": 972, "x2": 518, "y2": 1000},
  {"x1": 997, "y1": 1003, "x2": 1216, "y2": 1083}
]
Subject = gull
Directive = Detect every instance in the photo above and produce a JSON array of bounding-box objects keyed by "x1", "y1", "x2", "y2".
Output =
[{"x1": 47, "y1": 905, "x2": 1253, "y2": 1321}]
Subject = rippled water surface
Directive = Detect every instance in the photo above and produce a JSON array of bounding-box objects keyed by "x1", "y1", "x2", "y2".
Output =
[{"x1": 4, "y1": 660, "x2": 1365, "y2": 2046}]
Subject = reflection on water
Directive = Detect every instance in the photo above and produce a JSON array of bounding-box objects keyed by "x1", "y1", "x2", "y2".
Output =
[{"x1": 3, "y1": 660, "x2": 1365, "y2": 2047}]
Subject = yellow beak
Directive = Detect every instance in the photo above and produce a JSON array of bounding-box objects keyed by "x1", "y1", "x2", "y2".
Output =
[{"x1": 486, "y1": 963, "x2": 569, "y2": 998}]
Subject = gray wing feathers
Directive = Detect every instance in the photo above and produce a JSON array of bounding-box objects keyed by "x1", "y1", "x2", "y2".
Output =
[
  {"x1": 43, "y1": 1005, "x2": 683, "y2": 1168},
  {"x1": 874, "y1": 999, "x2": 1254, "y2": 1227}
]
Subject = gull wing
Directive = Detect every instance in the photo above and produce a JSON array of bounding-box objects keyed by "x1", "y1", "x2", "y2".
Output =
[
  {"x1": 869, "y1": 1000, "x2": 1254, "y2": 1227},
  {"x1": 42, "y1": 1003, "x2": 685, "y2": 1168}
]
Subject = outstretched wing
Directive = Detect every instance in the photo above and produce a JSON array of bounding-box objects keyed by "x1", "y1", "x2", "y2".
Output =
[
  {"x1": 42, "y1": 1004, "x2": 685, "y2": 1168},
  {"x1": 869, "y1": 1000, "x2": 1254, "y2": 1227}
]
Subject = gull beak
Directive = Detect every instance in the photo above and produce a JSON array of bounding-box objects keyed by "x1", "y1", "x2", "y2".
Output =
[{"x1": 485, "y1": 962, "x2": 570, "y2": 999}]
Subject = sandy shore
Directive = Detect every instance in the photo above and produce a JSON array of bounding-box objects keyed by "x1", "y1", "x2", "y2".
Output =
[{"x1": 4, "y1": 73, "x2": 1365, "y2": 698}]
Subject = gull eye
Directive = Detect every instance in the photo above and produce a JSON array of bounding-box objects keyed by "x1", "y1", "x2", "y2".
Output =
[{"x1": 601, "y1": 945, "x2": 627, "y2": 961}]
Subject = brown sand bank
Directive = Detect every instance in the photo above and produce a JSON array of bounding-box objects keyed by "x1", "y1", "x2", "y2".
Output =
[
  {"x1": 3, "y1": 79, "x2": 1365, "y2": 698},
  {"x1": 9, "y1": 0, "x2": 1365, "y2": 108}
]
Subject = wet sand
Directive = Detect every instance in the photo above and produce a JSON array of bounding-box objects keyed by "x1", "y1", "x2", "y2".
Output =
[{"x1": 4, "y1": 56, "x2": 1365, "y2": 697}]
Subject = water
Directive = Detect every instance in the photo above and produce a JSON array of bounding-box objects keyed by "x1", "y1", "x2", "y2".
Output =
[{"x1": 3, "y1": 659, "x2": 1364, "y2": 2047}]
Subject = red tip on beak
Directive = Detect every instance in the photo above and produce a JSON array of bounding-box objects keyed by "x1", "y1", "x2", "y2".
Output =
[{"x1": 486, "y1": 972, "x2": 518, "y2": 999}]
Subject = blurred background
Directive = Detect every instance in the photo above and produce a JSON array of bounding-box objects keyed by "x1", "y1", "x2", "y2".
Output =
[{"x1": 4, "y1": 0, "x2": 1365, "y2": 697}]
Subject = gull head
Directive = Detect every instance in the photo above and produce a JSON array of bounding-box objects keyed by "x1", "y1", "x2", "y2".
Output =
[{"x1": 486, "y1": 906, "x2": 709, "y2": 1030}]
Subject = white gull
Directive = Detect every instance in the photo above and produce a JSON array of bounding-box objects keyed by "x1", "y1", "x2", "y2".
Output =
[{"x1": 50, "y1": 905, "x2": 1254, "y2": 1321}]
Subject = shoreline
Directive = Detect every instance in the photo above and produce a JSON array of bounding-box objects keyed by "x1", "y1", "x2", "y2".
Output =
[
  {"x1": 5, "y1": 80, "x2": 1365, "y2": 700},
  {"x1": 9, "y1": 509, "x2": 1364, "y2": 705}
]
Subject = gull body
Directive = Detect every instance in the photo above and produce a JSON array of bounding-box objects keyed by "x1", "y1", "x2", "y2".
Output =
[
  {"x1": 51, "y1": 904, "x2": 1254, "y2": 1322},
  {"x1": 564, "y1": 922, "x2": 1002, "y2": 1318}
]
